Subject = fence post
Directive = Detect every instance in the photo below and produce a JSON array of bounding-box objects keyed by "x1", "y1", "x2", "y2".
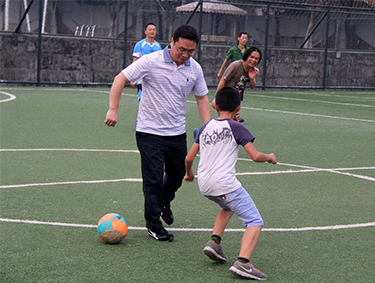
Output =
[
  {"x1": 37, "y1": 0, "x2": 43, "y2": 86},
  {"x1": 197, "y1": 0, "x2": 203, "y2": 63},
  {"x1": 322, "y1": 0, "x2": 331, "y2": 89},
  {"x1": 262, "y1": 2, "x2": 270, "y2": 90},
  {"x1": 123, "y1": 0, "x2": 129, "y2": 69}
]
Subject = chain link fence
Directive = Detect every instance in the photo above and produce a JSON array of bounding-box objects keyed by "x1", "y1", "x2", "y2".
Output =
[{"x1": 1, "y1": 0, "x2": 374, "y2": 88}]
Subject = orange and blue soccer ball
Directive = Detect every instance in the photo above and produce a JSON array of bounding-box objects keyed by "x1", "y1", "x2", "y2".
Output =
[{"x1": 97, "y1": 213, "x2": 128, "y2": 244}]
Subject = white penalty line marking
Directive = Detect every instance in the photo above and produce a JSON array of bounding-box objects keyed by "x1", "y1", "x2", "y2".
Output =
[
  {"x1": 0, "y1": 218, "x2": 374, "y2": 232},
  {"x1": 0, "y1": 91, "x2": 17, "y2": 103}
]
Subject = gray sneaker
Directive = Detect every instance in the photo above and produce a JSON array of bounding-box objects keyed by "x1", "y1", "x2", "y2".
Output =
[
  {"x1": 203, "y1": 240, "x2": 228, "y2": 263},
  {"x1": 229, "y1": 261, "x2": 267, "y2": 280}
]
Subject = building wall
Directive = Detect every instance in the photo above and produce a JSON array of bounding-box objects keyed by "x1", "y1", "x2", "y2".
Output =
[{"x1": 1, "y1": 34, "x2": 374, "y2": 88}]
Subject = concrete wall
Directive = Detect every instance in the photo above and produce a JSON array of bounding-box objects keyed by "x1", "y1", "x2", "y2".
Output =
[{"x1": 1, "y1": 34, "x2": 374, "y2": 88}]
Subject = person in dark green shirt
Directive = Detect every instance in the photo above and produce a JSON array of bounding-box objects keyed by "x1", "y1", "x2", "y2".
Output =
[{"x1": 217, "y1": 32, "x2": 249, "y2": 78}]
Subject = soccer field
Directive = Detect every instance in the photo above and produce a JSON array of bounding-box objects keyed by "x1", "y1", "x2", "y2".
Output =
[{"x1": 1, "y1": 86, "x2": 374, "y2": 282}]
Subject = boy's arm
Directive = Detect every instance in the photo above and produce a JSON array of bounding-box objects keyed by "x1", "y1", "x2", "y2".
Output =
[
  {"x1": 104, "y1": 72, "x2": 129, "y2": 127},
  {"x1": 243, "y1": 142, "x2": 277, "y2": 164},
  {"x1": 184, "y1": 142, "x2": 200, "y2": 182}
]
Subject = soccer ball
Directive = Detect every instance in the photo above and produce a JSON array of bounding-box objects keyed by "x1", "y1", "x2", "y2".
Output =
[{"x1": 97, "y1": 213, "x2": 128, "y2": 244}]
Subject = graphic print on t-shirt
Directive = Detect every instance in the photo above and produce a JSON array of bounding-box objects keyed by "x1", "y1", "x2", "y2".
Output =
[
  {"x1": 235, "y1": 75, "x2": 249, "y2": 94},
  {"x1": 201, "y1": 127, "x2": 232, "y2": 148}
]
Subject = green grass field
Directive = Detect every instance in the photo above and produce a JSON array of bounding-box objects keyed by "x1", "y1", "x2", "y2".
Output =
[{"x1": 1, "y1": 86, "x2": 374, "y2": 282}]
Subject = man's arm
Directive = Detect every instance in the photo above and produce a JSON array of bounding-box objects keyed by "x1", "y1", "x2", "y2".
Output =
[
  {"x1": 129, "y1": 57, "x2": 139, "y2": 88},
  {"x1": 211, "y1": 77, "x2": 227, "y2": 109},
  {"x1": 195, "y1": 94, "x2": 211, "y2": 124},
  {"x1": 104, "y1": 72, "x2": 129, "y2": 127}
]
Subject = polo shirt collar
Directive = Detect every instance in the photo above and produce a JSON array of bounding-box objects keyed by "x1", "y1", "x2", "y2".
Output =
[{"x1": 163, "y1": 45, "x2": 191, "y2": 66}]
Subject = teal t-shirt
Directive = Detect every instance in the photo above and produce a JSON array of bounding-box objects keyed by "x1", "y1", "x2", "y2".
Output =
[{"x1": 226, "y1": 45, "x2": 249, "y2": 62}]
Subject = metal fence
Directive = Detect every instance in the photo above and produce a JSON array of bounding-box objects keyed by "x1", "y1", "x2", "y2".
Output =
[
  {"x1": 1, "y1": 0, "x2": 375, "y2": 88},
  {"x1": 3, "y1": 0, "x2": 375, "y2": 49}
]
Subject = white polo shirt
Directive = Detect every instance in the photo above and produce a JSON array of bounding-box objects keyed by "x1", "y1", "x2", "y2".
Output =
[{"x1": 122, "y1": 46, "x2": 208, "y2": 136}]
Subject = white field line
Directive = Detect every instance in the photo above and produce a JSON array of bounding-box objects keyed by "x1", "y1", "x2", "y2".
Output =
[
  {"x1": 2, "y1": 87, "x2": 373, "y2": 122},
  {"x1": 0, "y1": 178, "x2": 143, "y2": 189},
  {"x1": 238, "y1": 158, "x2": 375, "y2": 182},
  {"x1": 187, "y1": 99, "x2": 375, "y2": 123},
  {"x1": 0, "y1": 148, "x2": 139, "y2": 153},
  {"x1": 0, "y1": 218, "x2": 374, "y2": 232},
  {"x1": 0, "y1": 91, "x2": 17, "y2": 103},
  {"x1": 2, "y1": 87, "x2": 373, "y2": 100},
  {"x1": 240, "y1": 106, "x2": 375, "y2": 123},
  {"x1": 1, "y1": 166, "x2": 373, "y2": 189},
  {"x1": 1, "y1": 149, "x2": 374, "y2": 188},
  {"x1": 246, "y1": 93, "x2": 374, "y2": 108},
  {"x1": 287, "y1": 91, "x2": 375, "y2": 100}
]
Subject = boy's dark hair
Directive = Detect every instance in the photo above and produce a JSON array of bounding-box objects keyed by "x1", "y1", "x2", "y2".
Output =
[
  {"x1": 144, "y1": 22, "x2": 156, "y2": 30},
  {"x1": 173, "y1": 25, "x2": 199, "y2": 44},
  {"x1": 243, "y1": 46, "x2": 262, "y2": 64},
  {"x1": 238, "y1": 31, "x2": 248, "y2": 38},
  {"x1": 215, "y1": 87, "x2": 241, "y2": 112}
]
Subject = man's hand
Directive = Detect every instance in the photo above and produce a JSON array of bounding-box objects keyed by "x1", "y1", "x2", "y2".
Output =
[
  {"x1": 104, "y1": 109, "x2": 118, "y2": 127},
  {"x1": 184, "y1": 169, "x2": 195, "y2": 183}
]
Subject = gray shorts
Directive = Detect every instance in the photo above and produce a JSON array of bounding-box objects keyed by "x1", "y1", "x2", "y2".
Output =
[{"x1": 205, "y1": 187, "x2": 264, "y2": 227}]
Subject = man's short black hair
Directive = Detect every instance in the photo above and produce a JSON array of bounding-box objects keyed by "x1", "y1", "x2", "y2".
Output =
[
  {"x1": 215, "y1": 87, "x2": 241, "y2": 112},
  {"x1": 243, "y1": 46, "x2": 262, "y2": 64},
  {"x1": 173, "y1": 25, "x2": 199, "y2": 44},
  {"x1": 144, "y1": 22, "x2": 156, "y2": 30}
]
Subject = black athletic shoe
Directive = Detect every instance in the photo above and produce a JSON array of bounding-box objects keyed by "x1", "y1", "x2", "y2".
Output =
[
  {"x1": 148, "y1": 228, "x2": 174, "y2": 242},
  {"x1": 161, "y1": 206, "x2": 174, "y2": 225}
]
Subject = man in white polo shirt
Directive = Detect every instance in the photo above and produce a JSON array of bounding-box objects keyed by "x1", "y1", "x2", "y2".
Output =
[{"x1": 105, "y1": 25, "x2": 211, "y2": 242}]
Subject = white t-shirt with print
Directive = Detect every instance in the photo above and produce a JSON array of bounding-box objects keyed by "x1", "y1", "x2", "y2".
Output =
[{"x1": 196, "y1": 118, "x2": 255, "y2": 196}]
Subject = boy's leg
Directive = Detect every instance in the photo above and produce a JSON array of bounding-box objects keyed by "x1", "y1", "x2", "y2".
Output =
[
  {"x1": 239, "y1": 225, "x2": 262, "y2": 260},
  {"x1": 212, "y1": 209, "x2": 234, "y2": 237},
  {"x1": 226, "y1": 187, "x2": 267, "y2": 280},
  {"x1": 203, "y1": 209, "x2": 234, "y2": 263},
  {"x1": 230, "y1": 226, "x2": 267, "y2": 280}
]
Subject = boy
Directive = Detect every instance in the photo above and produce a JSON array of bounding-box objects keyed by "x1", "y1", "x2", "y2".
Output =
[
  {"x1": 184, "y1": 87, "x2": 276, "y2": 280},
  {"x1": 131, "y1": 23, "x2": 162, "y2": 101},
  {"x1": 217, "y1": 32, "x2": 249, "y2": 79}
]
